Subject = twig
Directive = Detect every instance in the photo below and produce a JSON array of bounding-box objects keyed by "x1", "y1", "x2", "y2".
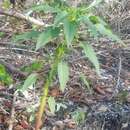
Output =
[
  {"x1": 0, "y1": 41, "x2": 26, "y2": 47},
  {"x1": 0, "y1": 28, "x2": 12, "y2": 33},
  {"x1": 101, "y1": 119, "x2": 105, "y2": 130},
  {"x1": 8, "y1": 91, "x2": 17, "y2": 130},
  {"x1": 0, "y1": 104, "x2": 10, "y2": 115},
  {"x1": 115, "y1": 56, "x2": 122, "y2": 89},
  {"x1": 0, "y1": 9, "x2": 45, "y2": 26},
  {"x1": 0, "y1": 46, "x2": 39, "y2": 54}
]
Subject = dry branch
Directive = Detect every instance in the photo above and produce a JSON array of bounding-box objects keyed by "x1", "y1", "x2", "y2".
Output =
[
  {"x1": 8, "y1": 92, "x2": 17, "y2": 130},
  {"x1": 0, "y1": 9, "x2": 45, "y2": 26}
]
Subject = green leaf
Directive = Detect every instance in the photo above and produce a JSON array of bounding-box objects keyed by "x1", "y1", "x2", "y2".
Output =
[
  {"x1": 80, "y1": 16, "x2": 99, "y2": 37},
  {"x1": 93, "y1": 16, "x2": 108, "y2": 26},
  {"x1": 72, "y1": 109, "x2": 86, "y2": 124},
  {"x1": 13, "y1": 30, "x2": 40, "y2": 42},
  {"x1": 80, "y1": 74, "x2": 92, "y2": 93},
  {"x1": 58, "y1": 61, "x2": 69, "y2": 92},
  {"x1": 81, "y1": 43, "x2": 100, "y2": 75},
  {"x1": 54, "y1": 11, "x2": 68, "y2": 27},
  {"x1": 96, "y1": 23, "x2": 122, "y2": 43},
  {"x1": 21, "y1": 61, "x2": 43, "y2": 73},
  {"x1": 0, "y1": 32, "x2": 5, "y2": 38},
  {"x1": 36, "y1": 26, "x2": 60, "y2": 50},
  {"x1": 20, "y1": 73, "x2": 37, "y2": 92},
  {"x1": 0, "y1": 64, "x2": 13, "y2": 85},
  {"x1": 48, "y1": 96, "x2": 56, "y2": 114},
  {"x1": 30, "y1": 4, "x2": 60, "y2": 13},
  {"x1": 88, "y1": 0, "x2": 102, "y2": 9},
  {"x1": 82, "y1": 15, "x2": 124, "y2": 44},
  {"x1": 2, "y1": 0, "x2": 10, "y2": 9},
  {"x1": 89, "y1": 15, "x2": 100, "y2": 24},
  {"x1": 63, "y1": 19, "x2": 78, "y2": 47},
  {"x1": 56, "y1": 103, "x2": 67, "y2": 112}
]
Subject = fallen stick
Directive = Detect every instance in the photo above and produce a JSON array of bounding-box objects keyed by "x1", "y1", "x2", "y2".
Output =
[
  {"x1": 8, "y1": 92, "x2": 17, "y2": 130},
  {"x1": 0, "y1": 9, "x2": 45, "y2": 26}
]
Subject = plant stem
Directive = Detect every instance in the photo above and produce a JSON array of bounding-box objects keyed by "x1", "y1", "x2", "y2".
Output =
[
  {"x1": 35, "y1": 45, "x2": 65, "y2": 130},
  {"x1": 35, "y1": 79, "x2": 49, "y2": 130}
]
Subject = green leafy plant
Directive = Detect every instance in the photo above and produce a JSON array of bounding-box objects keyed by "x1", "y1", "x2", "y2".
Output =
[
  {"x1": 48, "y1": 96, "x2": 56, "y2": 114},
  {"x1": 36, "y1": 27, "x2": 61, "y2": 50},
  {"x1": 80, "y1": 73, "x2": 92, "y2": 94},
  {"x1": 0, "y1": 32, "x2": 5, "y2": 38},
  {"x1": 21, "y1": 60, "x2": 43, "y2": 73},
  {"x1": 117, "y1": 90, "x2": 129, "y2": 103},
  {"x1": 19, "y1": 73, "x2": 38, "y2": 92},
  {"x1": 58, "y1": 61, "x2": 69, "y2": 91},
  {"x1": 72, "y1": 109, "x2": 86, "y2": 124},
  {"x1": 12, "y1": 0, "x2": 124, "y2": 129},
  {"x1": 0, "y1": 64, "x2": 13, "y2": 86},
  {"x1": 13, "y1": 30, "x2": 41, "y2": 42},
  {"x1": 2, "y1": 0, "x2": 10, "y2": 9},
  {"x1": 35, "y1": 44, "x2": 66, "y2": 129},
  {"x1": 48, "y1": 96, "x2": 67, "y2": 114},
  {"x1": 16, "y1": 73, "x2": 38, "y2": 99},
  {"x1": 81, "y1": 43, "x2": 100, "y2": 75}
]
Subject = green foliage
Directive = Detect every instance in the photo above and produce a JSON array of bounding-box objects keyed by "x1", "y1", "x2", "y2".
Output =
[
  {"x1": 48, "y1": 96, "x2": 56, "y2": 114},
  {"x1": 81, "y1": 43, "x2": 100, "y2": 75},
  {"x1": 63, "y1": 19, "x2": 78, "y2": 47},
  {"x1": 48, "y1": 44, "x2": 66, "y2": 83},
  {"x1": 80, "y1": 74, "x2": 92, "y2": 93},
  {"x1": 48, "y1": 97, "x2": 67, "y2": 114},
  {"x1": 35, "y1": 45, "x2": 66, "y2": 126},
  {"x1": 54, "y1": 11, "x2": 68, "y2": 27},
  {"x1": 14, "y1": 0, "x2": 123, "y2": 93},
  {"x1": 15, "y1": 1, "x2": 124, "y2": 128},
  {"x1": 82, "y1": 15, "x2": 123, "y2": 43},
  {"x1": 26, "y1": 105, "x2": 36, "y2": 122},
  {"x1": 0, "y1": 32, "x2": 5, "y2": 38},
  {"x1": 36, "y1": 27, "x2": 61, "y2": 50},
  {"x1": 0, "y1": 64, "x2": 13, "y2": 85},
  {"x1": 117, "y1": 90, "x2": 129, "y2": 103},
  {"x1": 58, "y1": 61, "x2": 69, "y2": 92},
  {"x1": 87, "y1": 0, "x2": 103, "y2": 9},
  {"x1": 2, "y1": 0, "x2": 10, "y2": 9},
  {"x1": 47, "y1": 0, "x2": 68, "y2": 7},
  {"x1": 80, "y1": 16, "x2": 98, "y2": 37},
  {"x1": 12, "y1": 30, "x2": 40, "y2": 42},
  {"x1": 95, "y1": 23, "x2": 122, "y2": 42},
  {"x1": 12, "y1": 0, "x2": 123, "y2": 93},
  {"x1": 21, "y1": 61, "x2": 43, "y2": 73},
  {"x1": 30, "y1": 4, "x2": 60, "y2": 13},
  {"x1": 56, "y1": 102, "x2": 67, "y2": 111},
  {"x1": 12, "y1": 3, "x2": 124, "y2": 124},
  {"x1": 72, "y1": 109, "x2": 86, "y2": 124},
  {"x1": 19, "y1": 73, "x2": 37, "y2": 92}
]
